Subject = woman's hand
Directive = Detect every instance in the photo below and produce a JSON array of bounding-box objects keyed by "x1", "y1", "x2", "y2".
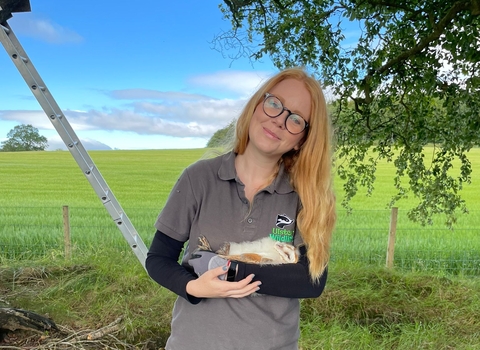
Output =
[
  {"x1": 186, "y1": 266, "x2": 261, "y2": 298},
  {"x1": 188, "y1": 250, "x2": 228, "y2": 279}
]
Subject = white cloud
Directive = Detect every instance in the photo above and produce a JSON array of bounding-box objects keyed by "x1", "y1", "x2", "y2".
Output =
[
  {"x1": 60, "y1": 108, "x2": 227, "y2": 137},
  {"x1": 0, "y1": 70, "x2": 273, "y2": 148},
  {"x1": 133, "y1": 98, "x2": 245, "y2": 123},
  {"x1": 189, "y1": 70, "x2": 272, "y2": 96},
  {"x1": 109, "y1": 89, "x2": 211, "y2": 101},
  {"x1": 0, "y1": 110, "x2": 52, "y2": 129},
  {"x1": 10, "y1": 14, "x2": 83, "y2": 44},
  {"x1": 0, "y1": 93, "x2": 245, "y2": 138}
]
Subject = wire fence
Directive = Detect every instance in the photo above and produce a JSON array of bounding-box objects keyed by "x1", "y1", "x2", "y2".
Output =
[{"x1": 1, "y1": 206, "x2": 479, "y2": 276}]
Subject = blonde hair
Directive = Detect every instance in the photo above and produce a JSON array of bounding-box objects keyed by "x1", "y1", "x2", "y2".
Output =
[{"x1": 233, "y1": 67, "x2": 336, "y2": 282}]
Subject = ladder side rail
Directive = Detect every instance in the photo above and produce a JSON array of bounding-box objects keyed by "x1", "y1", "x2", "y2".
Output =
[{"x1": 0, "y1": 22, "x2": 148, "y2": 268}]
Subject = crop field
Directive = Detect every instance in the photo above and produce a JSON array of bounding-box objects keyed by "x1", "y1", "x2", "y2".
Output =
[{"x1": 1, "y1": 147, "x2": 479, "y2": 275}]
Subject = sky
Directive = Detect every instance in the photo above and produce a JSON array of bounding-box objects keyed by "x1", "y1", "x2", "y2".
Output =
[{"x1": 0, "y1": 1, "x2": 278, "y2": 150}]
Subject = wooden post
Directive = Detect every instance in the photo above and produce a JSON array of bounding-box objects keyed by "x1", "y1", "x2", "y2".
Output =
[
  {"x1": 386, "y1": 207, "x2": 398, "y2": 268},
  {"x1": 63, "y1": 205, "x2": 71, "y2": 260}
]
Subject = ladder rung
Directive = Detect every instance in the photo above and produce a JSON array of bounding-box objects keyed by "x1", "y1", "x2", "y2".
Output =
[
  {"x1": 31, "y1": 84, "x2": 45, "y2": 91},
  {"x1": 49, "y1": 114, "x2": 63, "y2": 120},
  {"x1": 101, "y1": 190, "x2": 110, "y2": 201},
  {"x1": 11, "y1": 54, "x2": 28, "y2": 63},
  {"x1": 84, "y1": 165, "x2": 95, "y2": 175}
]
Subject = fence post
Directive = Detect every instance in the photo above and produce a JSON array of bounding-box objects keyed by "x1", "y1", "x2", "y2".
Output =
[
  {"x1": 386, "y1": 207, "x2": 398, "y2": 268},
  {"x1": 63, "y1": 205, "x2": 71, "y2": 260}
]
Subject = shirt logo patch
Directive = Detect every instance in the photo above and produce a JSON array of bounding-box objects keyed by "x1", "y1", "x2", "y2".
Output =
[
  {"x1": 271, "y1": 214, "x2": 295, "y2": 243},
  {"x1": 276, "y1": 213, "x2": 294, "y2": 228}
]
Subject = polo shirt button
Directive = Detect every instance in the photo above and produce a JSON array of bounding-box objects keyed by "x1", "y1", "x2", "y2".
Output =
[{"x1": 247, "y1": 218, "x2": 253, "y2": 224}]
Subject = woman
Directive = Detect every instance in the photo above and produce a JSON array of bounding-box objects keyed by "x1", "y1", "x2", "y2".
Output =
[{"x1": 146, "y1": 67, "x2": 336, "y2": 350}]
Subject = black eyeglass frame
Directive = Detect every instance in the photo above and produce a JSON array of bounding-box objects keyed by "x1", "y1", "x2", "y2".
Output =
[{"x1": 262, "y1": 93, "x2": 309, "y2": 135}]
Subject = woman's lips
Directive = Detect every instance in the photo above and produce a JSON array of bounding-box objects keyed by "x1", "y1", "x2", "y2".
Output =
[{"x1": 263, "y1": 127, "x2": 280, "y2": 140}]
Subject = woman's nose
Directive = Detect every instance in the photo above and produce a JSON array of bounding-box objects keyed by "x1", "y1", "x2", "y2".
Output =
[{"x1": 271, "y1": 112, "x2": 287, "y2": 129}]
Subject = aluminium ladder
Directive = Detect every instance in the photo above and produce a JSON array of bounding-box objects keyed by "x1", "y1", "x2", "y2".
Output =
[{"x1": 0, "y1": 4, "x2": 149, "y2": 269}]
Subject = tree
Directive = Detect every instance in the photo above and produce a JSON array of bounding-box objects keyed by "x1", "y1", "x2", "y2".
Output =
[
  {"x1": 1, "y1": 124, "x2": 48, "y2": 152},
  {"x1": 207, "y1": 119, "x2": 236, "y2": 148},
  {"x1": 216, "y1": 0, "x2": 480, "y2": 226}
]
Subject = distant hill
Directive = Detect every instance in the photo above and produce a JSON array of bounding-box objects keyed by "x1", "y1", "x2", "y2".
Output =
[{"x1": 47, "y1": 137, "x2": 112, "y2": 151}]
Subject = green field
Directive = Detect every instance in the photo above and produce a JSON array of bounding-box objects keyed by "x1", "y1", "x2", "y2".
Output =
[
  {"x1": 1, "y1": 147, "x2": 479, "y2": 274},
  {"x1": 1, "y1": 148, "x2": 479, "y2": 349}
]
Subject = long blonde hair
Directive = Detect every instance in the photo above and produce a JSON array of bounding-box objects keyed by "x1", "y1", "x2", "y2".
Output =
[{"x1": 233, "y1": 67, "x2": 336, "y2": 282}]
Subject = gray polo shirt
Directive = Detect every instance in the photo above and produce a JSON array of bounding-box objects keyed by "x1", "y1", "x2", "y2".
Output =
[{"x1": 155, "y1": 151, "x2": 304, "y2": 350}]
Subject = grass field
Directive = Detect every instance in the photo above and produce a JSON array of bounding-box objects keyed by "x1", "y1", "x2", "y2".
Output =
[
  {"x1": 1, "y1": 147, "x2": 479, "y2": 274},
  {"x1": 1, "y1": 148, "x2": 479, "y2": 349}
]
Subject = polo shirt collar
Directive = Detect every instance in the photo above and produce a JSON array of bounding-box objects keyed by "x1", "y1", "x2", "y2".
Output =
[{"x1": 218, "y1": 151, "x2": 294, "y2": 195}]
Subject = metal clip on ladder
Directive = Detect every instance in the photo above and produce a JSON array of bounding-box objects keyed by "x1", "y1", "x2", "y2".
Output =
[{"x1": 0, "y1": 1, "x2": 148, "y2": 269}]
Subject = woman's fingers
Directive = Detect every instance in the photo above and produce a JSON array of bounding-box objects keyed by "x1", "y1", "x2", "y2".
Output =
[
  {"x1": 224, "y1": 273, "x2": 261, "y2": 298},
  {"x1": 226, "y1": 282, "x2": 261, "y2": 298},
  {"x1": 186, "y1": 268, "x2": 262, "y2": 299}
]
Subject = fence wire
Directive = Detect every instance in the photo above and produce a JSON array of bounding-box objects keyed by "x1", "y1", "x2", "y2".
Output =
[{"x1": 1, "y1": 206, "x2": 479, "y2": 276}]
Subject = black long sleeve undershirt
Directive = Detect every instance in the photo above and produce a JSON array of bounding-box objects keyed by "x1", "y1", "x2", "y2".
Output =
[
  {"x1": 236, "y1": 245, "x2": 327, "y2": 298},
  {"x1": 146, "y1": 230, "x2": 327, "y2": 304},
  {"x1": 146, "y1": 230, "x2": 202, "y2": 304}
]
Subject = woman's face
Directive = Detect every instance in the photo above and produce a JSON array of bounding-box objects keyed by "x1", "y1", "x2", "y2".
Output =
[{"x1": 247, "y1": 78, "x2": 311, "y2": 160}]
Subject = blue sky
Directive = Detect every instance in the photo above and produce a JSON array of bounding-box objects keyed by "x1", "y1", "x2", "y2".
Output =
[{"x1": 1, "y1": 1, "x2": 278, "y2": 150}]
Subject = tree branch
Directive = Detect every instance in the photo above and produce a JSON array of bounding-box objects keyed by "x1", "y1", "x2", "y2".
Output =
[
  {"x1": 376, "y1": 1, "x2": 472, "y2": 76},
  {"x1": 358, "y1": 0, "x2": 473, "y2": 106}
]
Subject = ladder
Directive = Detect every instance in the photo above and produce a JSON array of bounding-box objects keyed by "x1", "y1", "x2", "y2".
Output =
[{"x1": 0, "y1": 4, "x2": 149, "y2": 269}]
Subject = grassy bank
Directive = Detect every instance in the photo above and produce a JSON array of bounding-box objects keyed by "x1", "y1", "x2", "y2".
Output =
[{"x1": 1, "y1": 252, "x2": 479, "y2": 349}]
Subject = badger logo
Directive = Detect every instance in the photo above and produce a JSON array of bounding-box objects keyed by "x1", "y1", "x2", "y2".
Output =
[{"x1": 276, "y1": 214, "x2": 294, "y2": 228}]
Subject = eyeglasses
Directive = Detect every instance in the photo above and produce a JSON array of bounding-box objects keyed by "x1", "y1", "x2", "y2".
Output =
[{"x1": 263, "y1": 93, "x2": 309, "y2": 135}]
